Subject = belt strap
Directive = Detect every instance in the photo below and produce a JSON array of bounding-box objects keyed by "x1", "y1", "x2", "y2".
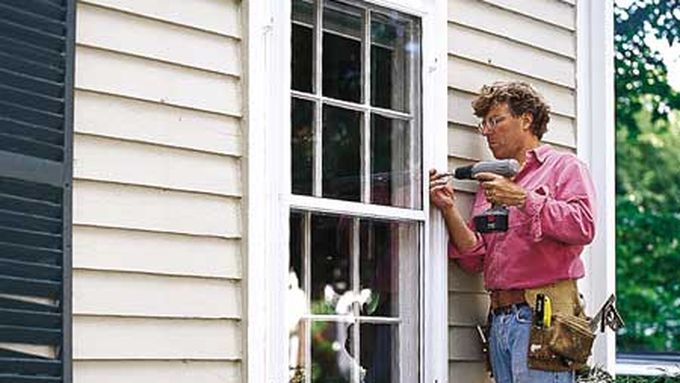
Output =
[{"x1": 489, "y1": 289, "x2": 526, "y2": 310}]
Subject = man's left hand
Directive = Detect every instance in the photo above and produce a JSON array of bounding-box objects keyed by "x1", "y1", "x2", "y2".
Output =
[{"x1": 475, "y1": 172, "x2": 527, "y2": 207}]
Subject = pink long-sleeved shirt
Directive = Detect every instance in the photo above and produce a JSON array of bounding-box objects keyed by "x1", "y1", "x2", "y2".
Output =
[{"x1": 448, "y1": 144, "x2": 597, "y2": 290}]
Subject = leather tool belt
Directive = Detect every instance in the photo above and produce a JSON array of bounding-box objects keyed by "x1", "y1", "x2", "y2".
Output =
[{"x1": 523, "y1": 279, "x2": 594, "y2": 372}]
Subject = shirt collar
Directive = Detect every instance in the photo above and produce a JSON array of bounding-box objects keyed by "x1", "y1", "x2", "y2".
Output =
[{"x1": 528, "y1": 144, "x2": 551, "y2": 164}]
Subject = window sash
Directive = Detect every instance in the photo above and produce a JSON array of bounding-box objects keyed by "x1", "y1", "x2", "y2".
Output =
[{"x1": 291, "y1": 0, "x2": 422, "y2": 208}]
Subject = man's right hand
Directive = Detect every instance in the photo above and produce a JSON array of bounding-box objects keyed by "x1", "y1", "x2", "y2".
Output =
[{"x1": 429, "y1": 169, "x2": 456, "y2": 211}]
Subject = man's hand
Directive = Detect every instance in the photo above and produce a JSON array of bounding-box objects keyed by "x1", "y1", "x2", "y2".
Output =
[
  {"x1": 429, "y1": 169, "x2": 456, "y2": 211},
  {"x1": 475, "y1": 172, "x2": 527, "y2": 207}
]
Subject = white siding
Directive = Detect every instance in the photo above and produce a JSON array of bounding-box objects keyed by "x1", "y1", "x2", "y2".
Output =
[
  {"x1": 72, "y1": 1, "x2": 244, "y2": 382},
  {"x1": 447, "y1": 0, "x2": 577, "y2": 380}
]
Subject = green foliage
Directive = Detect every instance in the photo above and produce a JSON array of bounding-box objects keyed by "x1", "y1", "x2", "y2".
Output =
[
  {"x1": 577, "y1": 365, "x2": 680, "y2": 382},
  {"x1": 615, "y1": 0, "x2": 680, "y2": 353},
  {"x1": 615, "y1": 0, "x2": 680, "y2": 138}
]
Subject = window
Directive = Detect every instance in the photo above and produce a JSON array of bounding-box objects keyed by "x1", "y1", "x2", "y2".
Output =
[
  {"x1": 288, "y1": 0, "x2": 422, "y2": 381},
  {"x1": 0, "y1": 0, "x2": 74, "y2": 381}
]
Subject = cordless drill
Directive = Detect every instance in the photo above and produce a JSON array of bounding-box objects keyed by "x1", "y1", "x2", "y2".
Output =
[{"x1": 453, "y1": 159, "x2": 520, "y2": 233}]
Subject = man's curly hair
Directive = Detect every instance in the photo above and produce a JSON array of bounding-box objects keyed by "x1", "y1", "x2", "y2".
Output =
[{"x1": 471, "y1": 81, "x2": 551, "y2": 139}]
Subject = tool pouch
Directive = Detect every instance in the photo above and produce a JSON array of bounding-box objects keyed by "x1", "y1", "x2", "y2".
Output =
[{"x1": 527, "y1": 314, "x2": 594, "y2": 371}]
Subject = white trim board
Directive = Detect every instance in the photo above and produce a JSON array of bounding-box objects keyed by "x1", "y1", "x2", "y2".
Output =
[{"x1": 576, "y1": 0, "x2": 616, "y2": 374}]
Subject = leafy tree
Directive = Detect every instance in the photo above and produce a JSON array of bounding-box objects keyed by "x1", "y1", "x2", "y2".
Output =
[{"x1": 615, "y1": 0, "x2": 680, "y2": 352}]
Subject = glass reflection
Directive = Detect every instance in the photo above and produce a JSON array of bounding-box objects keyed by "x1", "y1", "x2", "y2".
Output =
[
  {"x1": 359, "y1": 324, "x2": 398, "y2": 383},
  {"x1": 292, "y1": 0, "x2": 314, "y2": 93},
  {"x1": 310, "y1": 215, "x2": 352, "y2": 314},
  {"x1": 359, "y1": 220, "x2": 396, "y2": 317},
  {"x1": 371, "y1": 13, "x2": 416, "y2": 112},
  {"x1": 322, "y1": 106, "x2": 361, "y2": 202},
  {"x1": 323, "y1": 1, "x2": 364, "y2": 102},
  {"x1": 371, "y1": 114, "x2": 421, "y2": 209},
  {"x1": 311, "y1": 320, "x2": 353, "y2": 383},
  {"x1": 292, "y1": 98, "x2": 314, "y2": 196}
]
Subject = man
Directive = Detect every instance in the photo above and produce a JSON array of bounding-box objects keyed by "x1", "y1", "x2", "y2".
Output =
[{"x1": 430, "y1": 81, "x2": 596, "y2": 383}]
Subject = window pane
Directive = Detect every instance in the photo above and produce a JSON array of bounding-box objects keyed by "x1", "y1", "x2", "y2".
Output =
[
  {"x1": 371, "y1": 114, "x2": 422, "y2": 209},
  {"x1": 359, "y1": 324, "x2": 401, "y2": 382},
  {"x1": 310, "y1": 214, "x2": 352, "y2": 314},
  {"x1": 292, "y1": 0, "x2": 315, "y2": 92},
  {"x1": 323, "y1": 1, "x2": 363, "y2": 102},
  {"x1": 292, "y1": 98, "x2": 314, "y2": 196},
  {"x1": 323, "y1": 105, "x2": 361, "y2": 202},
  {"x1": 371, "y1": 13, "x2": 417, "y2": 112},
  {"x1": 311, "y1": 320, "x2": 353, "y2": 383}
]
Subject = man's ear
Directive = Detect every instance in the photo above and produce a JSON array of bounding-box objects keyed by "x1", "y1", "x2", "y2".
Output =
[{"x1": 521, "y1": 113, "x2": 533, "y2": 131}]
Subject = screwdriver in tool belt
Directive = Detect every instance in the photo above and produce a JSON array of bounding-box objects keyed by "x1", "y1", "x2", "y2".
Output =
[{"x1": 543, "y1": 295, "x2": 552, "y2": 327}]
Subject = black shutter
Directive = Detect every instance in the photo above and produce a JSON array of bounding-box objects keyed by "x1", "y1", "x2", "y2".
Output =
[{"x1": 0, "y1": 0, "x2": 74, "y2": 382}]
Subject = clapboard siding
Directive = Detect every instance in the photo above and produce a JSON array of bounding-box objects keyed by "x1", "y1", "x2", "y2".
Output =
[
  {"x1": 72, "y1": 1, "x2": 244, "y2": 382},
  {"x1": 74, "y1": 361, "x2": 242, "y2": 383},
  {"x1": 447, "y1": 0, "x2": 577, "y2": 381},
  {"x1": 79, "y1": 0, "x2": 241, "y2": 38},
  {"x1": 73, "y1": 316, "x2": 241, "y2": 359},
  {"x1": 76, "y1": 46, "x2": 241, "y2": 116},
  {"x1": 73, "y1": 180, "x2": 241, "y2": 237},
  {"x1": 74, "y1": 134, "x2": 242, "y2": 196},
  {"x1": 77, "y1": 3, "x2": 240, "y2": 76},
  {"x1": 74, "y1": 90, "x2": 241, "y2": 156},
  {"x1": 73, "y1": 226, "x2": 241, "y2": 279},
  {"x1": 482, "y1": 0, "x2": 575, "y2": 31},
  {"x1": 449, "y1": 0, "x2": 574, "y2": 58},
  {"x1": 448, "y1": 23, "x2": 575, "y2": 88},
  {"x1": 73, "y1": 270, "x2": 241, "y2": 318}
]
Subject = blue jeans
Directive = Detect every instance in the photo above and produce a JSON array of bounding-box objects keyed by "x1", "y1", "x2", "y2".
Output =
[{"x1": 489, "y1": 304, "x2": 575, "y2": 383}]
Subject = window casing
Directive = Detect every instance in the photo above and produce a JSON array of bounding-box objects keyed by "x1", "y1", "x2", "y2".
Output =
[{"x1": 288, "y1": 0, "x2": 423, "y2": 381}]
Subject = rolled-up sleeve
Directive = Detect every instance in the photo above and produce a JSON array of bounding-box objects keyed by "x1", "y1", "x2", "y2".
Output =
[
  {"x1": 520, "y1": 159, "x2": 596, "y2": 245},
  {"x1": 448, "y1": 232, "x2": 485, "y2": 273}
]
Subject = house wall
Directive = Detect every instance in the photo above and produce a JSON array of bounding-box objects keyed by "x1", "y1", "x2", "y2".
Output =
[
  {"x1": 446, "y1": 0, "x2": 578, "y2": 381},
  {"x1": 71, "y1": 1, "x2": 244, "y2": 382}
]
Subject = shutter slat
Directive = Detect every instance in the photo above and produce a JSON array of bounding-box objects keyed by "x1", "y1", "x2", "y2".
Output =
[
  {"x1": 0, "y1": 242, "x2": 61, "y2": 265},
  {"x1": 0, "y1": 3, "x2": 65, "y2": 36},
  {"x1": 0, "y1": 357, "x2": 61, "y2": 376},
  {"x1": 0, "y1": 308, "x2": 61, "y2": 329},
  {"x1": 0, "y1": 134, "x2": 64, "y2": 162},
  {"x1": 0, "y1": 17, "x2": 65, "y2": 52},
  {"x1": 0, "y1": 0, "x2": 65, "y2": 21},
  {"x1": 0, "y1": 375, "x2": 62, "y2": 383},
  {"x1": 0, "y1": 297, "x2": 58, "y2": 314},
  {"x1": 0, "y1": 325, "x2": 61, "y2": 345},
  {"x1": 0, "y1": 68, "x2": 64, "y2": 98},
  {"x1": 0, "y1": 208, "x2": 61, "y2": 234},
  {"x1": 0, "y1": 176, "x2": 62, "y2": 204},
  {"x1": 0, "y1": 50, "x2": 63, "y2": 83},
  {"x1": 0, "y1": 100, "x2": 63, "y2": 130},
  {"x1": 0, "y1": 275, "x2": 61, "y2": 299},
  {"x1": 0, "y1": 226, "x2": 62, "y2": 250},
  {"x1": 0, "y1": 192, "x2": 62, "y2": 219},
  {"x1": 0, "y1": 84, "x2": 64, "y2": 115},
  {"x1": 0, "y1": 117, "x2": 64, "y2": 146},
  {"x1": 0, "y1": 259, "x2": 61, "y2": 281}
]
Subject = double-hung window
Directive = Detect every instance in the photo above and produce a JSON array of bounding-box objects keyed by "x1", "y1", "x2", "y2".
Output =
[{"x1": 287, "y1": 0, "x2": 423, "y2": 381}]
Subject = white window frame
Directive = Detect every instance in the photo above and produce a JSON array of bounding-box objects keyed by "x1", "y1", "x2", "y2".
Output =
[
  {"x1": 244, "y1": 0, "x2": 448, "y2": 382},
  {"x1": 576, "y1": 0, "x2": 616, "y2": 374}
]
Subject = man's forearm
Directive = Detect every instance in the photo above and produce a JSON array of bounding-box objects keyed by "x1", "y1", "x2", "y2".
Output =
[{"x1": 441, "y1": 205, "x2": 478, "y2": 252}]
